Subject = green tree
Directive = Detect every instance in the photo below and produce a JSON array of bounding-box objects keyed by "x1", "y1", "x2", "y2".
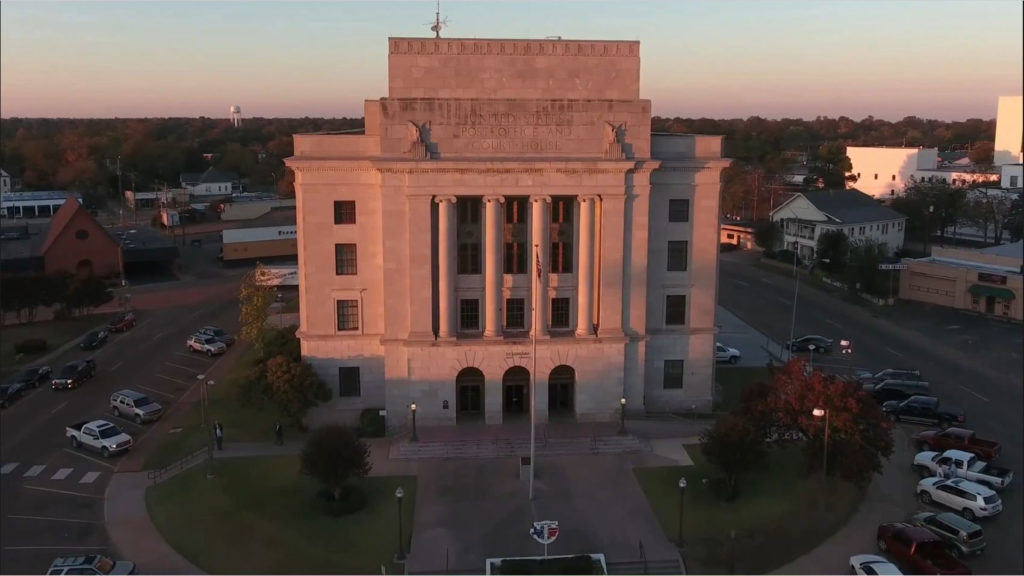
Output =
[
  {"x1": 261, "y1": 324, "x2": 301, "y2": 363},
  {"x1": 265, "y1": 355, "x2": 330, "y2": 428},
  {"x1": 699, "y1": 414, "x2": 766, "y2": 501},
  {"x1": 809, "y1": 142, "x2": 855, "y2": 189},
  {"x1": 814, "y1": 229, "x2": 849, "y2": 274},
  {"x1": 300, "y1": 425, "x2": 372, "y2": 502},
  {"x1": 753, "y1": 220, "x2": 780, "y2": 251},
  {"x1": 238, "y1": 263, "x2": 274, "y2": 353},
  {"x1": 1005, "y1": 196, "x2": 1024, "y2": 242},
  {"x1": 843, "y1": 239, "x2": 887, "y2": 296}
]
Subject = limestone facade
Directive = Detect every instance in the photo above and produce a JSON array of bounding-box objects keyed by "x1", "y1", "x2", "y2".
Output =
[{"x1": 285, "y1": 37, "x2": 730, "y2": 429}]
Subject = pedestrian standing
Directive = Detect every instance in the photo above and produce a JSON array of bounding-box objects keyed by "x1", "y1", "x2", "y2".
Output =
[
  {"x1": 274, "y1": 422, "x2": 284, "y2": 446},
  {"x1": 214, "y1": 421, "x2": 224, "y2": 450}
]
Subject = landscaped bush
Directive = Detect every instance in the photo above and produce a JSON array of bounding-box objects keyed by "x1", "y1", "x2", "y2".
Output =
[
  {"x1": 315, "y1": 485, "x2": 367, "y2": 517},
  {"x1": 497, "y1": 555, "x2": 602, "y2": 575},
  {"x1": 13, "y1": 338, "x2": 48, "y2": 355},
  {"x1": 357, "y1": 408, "x2": 386, "y2": 438}
]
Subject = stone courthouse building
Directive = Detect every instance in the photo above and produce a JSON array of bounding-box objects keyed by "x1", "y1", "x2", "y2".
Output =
[{"x1": 286, "y1": 37, "x2": 729, "y2": 428}]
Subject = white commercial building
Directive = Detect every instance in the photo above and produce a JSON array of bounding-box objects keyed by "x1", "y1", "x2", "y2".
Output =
[
  {"x1": 0, "y1": 170, "x2": 10, "y2": 195},
  {"x1": 846, "y1": 146, "x2": 939, "y2": 199},
  {"x1": 994, "y1": 96, "x2": 1024, "y2": 166},
  {"x1": 285, "y1": 37, "x2": 730, "y2": 429}
]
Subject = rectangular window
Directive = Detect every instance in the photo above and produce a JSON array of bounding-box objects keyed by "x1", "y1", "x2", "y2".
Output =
[
  {"x1": 458, "y1": 198, "x2": 481, "y2": 224},
  {"x1": 338, "y1": 367, "x2": 361, "y2": 397},
  {"x1": 550, "y1": 297, "x2": 571, "y2": 329},
  {"x1": 550, "y1": 197, "x2": 574, "y2": 274},
  {"x1": 667, "y1": 240, "x2": 689, "y2": 272},
  {"x1": 504, "y1": 198, "x2": 527, "y2": 274},
  {"x1": 859, "y1": 226, "x2": 866, "y2": 235},
  {"x1": 505, "y1": 298, "x2": 525, "y2": 330},
  {"x1": 457, "y1": 198, "x2": 482, "y2": 275},
  {"x1": 891, "y1": 174, "x2": 896, "y2": 181},
  {"x1": 336, "y1": 300, "x2": 359, "y2": 331},
  {"x1": 459, "y1": 299, "x2": 480, "y2": 332},
  {"x1": 1011, "y1": 176, "x2": 1019, "y2": 187},
  {"x1": 874, "y1": 173, "x2": 878, "y2": 180},
  {"x1": 334, "y1": 200, "x2": 356, "y2": 224},
  {"x1": 334, "y1": 244, "x2": 357, "y2": 275},
  {"x1": 550, "y1": 240, "x2": 573, "y2": 274},
  {"x1": 665, "y1": 295, "x2": 687, "y2": 326},
  {"x1": 668, "y1": 199, "x2": 690, "y2": 222},
  {"x1": 459, "y1": 243, "x2": 482, "y2": 274},
  {"x1": 504, "y1": 242, "x2": 526, "y2": 274},
  {"x1": 663, "y1": 360, "x2": 684, "y2": 389}
]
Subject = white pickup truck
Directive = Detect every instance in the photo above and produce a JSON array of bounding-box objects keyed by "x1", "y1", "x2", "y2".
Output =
[
  {"x1": 66, "y1": 420, "x2": 133, "y2": 458},
  {"x1": 914, "y1": 448, "x2": 1014, "y2": 490}
]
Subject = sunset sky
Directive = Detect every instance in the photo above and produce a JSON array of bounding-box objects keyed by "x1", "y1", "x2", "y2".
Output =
[{"x1": 1, "y1": 0, "x2": 1021, "y2": 120}]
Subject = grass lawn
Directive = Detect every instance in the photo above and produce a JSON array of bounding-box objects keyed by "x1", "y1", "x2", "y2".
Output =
[
  {"x1": 714, "y1": 366, "x2": 772, "y2": 413},
  {"x1": 143, "y1": 345, "x2": 287, "y2": 470},
  {"x1": 147, "y1": 455, "x2": 416, "y2": 575},
  {"x1": 634, "y1": 445, "x2": 862, "y2": 575},
  {"x1": 0, "y1": 316, "x2": 104, "y2": 378}
]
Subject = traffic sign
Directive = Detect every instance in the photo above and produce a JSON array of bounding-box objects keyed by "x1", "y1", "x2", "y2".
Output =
[{"x1": 877, "y1": 264, "x2": 908, "y2": 271}]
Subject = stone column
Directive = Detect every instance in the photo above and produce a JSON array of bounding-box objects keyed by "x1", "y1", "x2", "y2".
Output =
[
  {"x1": 483, "y1": 196, "x2": 504, "y2": 338},
  {"x1": 435, "y1": 196, "x2": 457, "y2": 339},
  {"x1": 531, "y1": 196, "x2": 551, "y2": 338},
  {"x1": 576, "y1": 195, "x2": 597, "y2": 337}
]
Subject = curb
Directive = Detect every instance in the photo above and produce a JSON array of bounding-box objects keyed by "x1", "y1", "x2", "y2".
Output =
[{"x1": 11, "y1": 317, "x2": 112, "y2": 370}]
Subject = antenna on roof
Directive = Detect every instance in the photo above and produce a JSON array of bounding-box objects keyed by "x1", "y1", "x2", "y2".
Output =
[{"x1": 428, "y1": 0, "x2": 448, "y2": 38}]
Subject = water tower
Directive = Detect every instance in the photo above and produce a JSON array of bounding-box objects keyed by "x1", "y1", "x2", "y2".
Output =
[{"x1": 230, "y1": 105, "x2": 242, "y2": 128}]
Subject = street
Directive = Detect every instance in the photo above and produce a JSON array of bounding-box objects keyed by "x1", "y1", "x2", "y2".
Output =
[
  {"x1": 0, "y1": 276, "x2": 240, "y2": 574},
  {"x1": 719, "y1": 251, "x2": 1023, "y2": 575}
]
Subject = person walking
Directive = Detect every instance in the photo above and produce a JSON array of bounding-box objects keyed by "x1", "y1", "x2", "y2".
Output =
[
  {"x1": 214, "y1": 421, "x2": 224, "y2": 451},
  {"x1": 274, "y1": 422, "x2": 284, "y2": 446}
]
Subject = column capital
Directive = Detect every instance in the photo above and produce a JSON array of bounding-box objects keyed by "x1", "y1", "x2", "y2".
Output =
[
  {"x1": 434, "y1": 195, "x2": 457, "y2": 204},
  {"x1": 483, "y1": 195, "x2": 505, "y2": 204},
  {"x1": 530, "y1": 195, "x2": 552, "y2": 204},
  {"x1": 577, "y1": 194, "x2": 601, "y2": 203}
]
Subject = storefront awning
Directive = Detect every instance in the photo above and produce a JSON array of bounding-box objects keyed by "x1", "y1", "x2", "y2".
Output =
[{"x1": 968, "y1": 284, "x2": 1016, "y2": 300}]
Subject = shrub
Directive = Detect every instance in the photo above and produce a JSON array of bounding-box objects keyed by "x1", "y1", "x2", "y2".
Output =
[
  {"x1": 358, "y1": 408, "x2": 386, "y2": 438},
  {"x1": 13, "y1": 338, "x2": 48, "y2": 355}
]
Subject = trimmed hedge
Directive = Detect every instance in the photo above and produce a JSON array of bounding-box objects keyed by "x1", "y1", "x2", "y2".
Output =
[
  {"x1": 357, "y1": 408, "x2": 386, "y2": 438},
  {"x1": 13, "y1": 338, "x2": 48, "y2": 355}
]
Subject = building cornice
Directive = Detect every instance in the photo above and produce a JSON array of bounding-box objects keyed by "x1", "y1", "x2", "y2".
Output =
[{"x1": 388, "y1": 38, "x2": 639, "y2": 58}]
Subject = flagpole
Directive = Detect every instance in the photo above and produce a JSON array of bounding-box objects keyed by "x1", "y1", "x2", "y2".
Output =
[{"x1": 530, "y1": 244, "x2": 538, "y2": 501}]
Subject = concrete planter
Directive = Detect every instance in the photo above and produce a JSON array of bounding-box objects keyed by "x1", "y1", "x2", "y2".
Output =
[{"x1": 486, "y1": 553, "x2": 608, "y2": 575}]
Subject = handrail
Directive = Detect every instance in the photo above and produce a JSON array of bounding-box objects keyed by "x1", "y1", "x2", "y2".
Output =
[{"x1": 146, "y1": 446, "x2": 207, "y2": 484}]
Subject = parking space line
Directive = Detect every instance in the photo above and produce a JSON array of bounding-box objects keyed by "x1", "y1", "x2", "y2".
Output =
[
  {"x1": 174, "y1": 351, "x2": 212, "y2": 361},
  {"x1": 824, "y1": 318, "x2": 842, "y2": 328},
  {"x1": 61, "y1": 449, "x2": 116, "y2": 469},
  {"x1": 776, "y1": 296, "x2": 789, "y2": 305},
  {"x1": 50, "y1": 468, "x2": 73, "y2": 480},
  {"x1": 155, "y1": 373, "x2": 188, "y2": 385},
  {"x1": 733, "y1": 280, "x2": 751, "y2": 287},
  {"x1": 165, "y1": 362, "x2": 203, "y2": 374},
  {"x1": 23, "y1": 465, "x2": 45, "y2": 478},
  {"x1": 138, "y1": 384, "x2": 176, "y2": 398},
  {"x1": 885, "y1": 347, "x2": 904, "y2": 357},
  {"x1": 22, "y1": 485, "x2": 104, "y2": 499},
  {"x1": 0, "y1": 463, "x2": 17, "y2": 475},
  {"x1": 49, "y1": 401, "x2": 69, "y2": 415},
  {"x1": 110, "y1": 361, "x2": 123, "y2": 371},
  {"x1": 7, "y1": 514, "x2": 101, "y2": 524},
  {"x1": 957, "y1": 385, "x2": 990, "y2": 402},
  {"x1": 79, "y1": 472, "x2": 101, "y2": 484}
]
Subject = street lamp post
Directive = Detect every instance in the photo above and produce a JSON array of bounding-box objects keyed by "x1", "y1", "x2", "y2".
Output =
[
  {"x1": 410, "y1": 403, "x2": 418, "y2": 442},
  {"x1": 787, "y1": 240, "x2": 800, "y2": 359},
  {"x1": 395, "y1": 487, "x2": 406, "y2": 563},
  {"x1": 924, "y1": 204, "x2": 934, "y2": 255},
  {"x1": 196, "y1": 374, "x2": 215, "y2": 479},
  {"x1": 619, "y1": 397, "x2": 627, "y2": 435},
  {"x1": 808, "y1": 344, "x2": 816, "y2": 373},
  {"x1": 813, "y1": 407, "x2": 830, "y2": 475},
  {"x1": 677, "y1": 477, "x2": 687, "y2": 548}
]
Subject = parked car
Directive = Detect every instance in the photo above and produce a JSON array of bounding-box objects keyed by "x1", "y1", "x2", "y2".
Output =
[
  {"x1": 715, "y1": 342, "x2": 741, "y2": 364},
  {"x1": 913, "y1": 449, "x2": 1013, "y2": 490},
  {"x1": 909, "y1": 511, "x2": 986, "y2": 558},
  {"x1": 0, "y1": 382, "x2": 28, "y2": 409},
  {"x1": 186, "y1": 334, "x2": 227, "y2": 356},
  {"x1": 876, "y1": 522, "x2": 971, "y2": 575},
  {"x1": 787, "y1": 335, "x2": 833, "y2": 353},
  {"x1": 66, "y1": 420, "x2": 133, "y2": 458},
  {"x1": 107, "y1": 312, "x2": 137, "y2": 333},
  {"x1": 51, "y1": 359, "x2": 97, "y2": 390},
  {"x1": 856, "y1": 368, "x2": 923, "y2": 386},
  {"x1": 917, "y1": 477, "x2": 1002, "y2": 521},
  {"x1": 849, "y1": 554, "x2": 904, "y2": 575},
  {"x1": 197, "y1": 325, "x2": 236, "y2": 346},
  {"x1": 10, "y1": 365, "x2": 52, "y2": 388},
  {"x1": 883, "y1": 396, "x2": 965, "y2": 428},
  {"x1": 864, "y1": 380, "x2": 932, "y2": 403},
  {"x1": 914, "y1": 428, "x2": 1001, "y2": 461},
  {"x1": 79, "y1": 329, "x2": 109, "y2": 350},
  {"x1": 110, "y1": 390, "x2": 163, "y2": 424},
  {"x1": 46, "y1": 554, "x2": 135, "y2": 575}
]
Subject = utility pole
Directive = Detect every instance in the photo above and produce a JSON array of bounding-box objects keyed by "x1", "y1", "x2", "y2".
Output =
[{"x1": 117, "y1": 156, "x2": 123, "y2": 226}]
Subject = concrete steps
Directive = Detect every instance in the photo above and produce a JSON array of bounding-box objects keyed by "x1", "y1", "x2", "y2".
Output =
[
  {"x1": 390, "y1": 435, "x2": 647, "y2": 460},
  {"x1": 606, "y1": 559, "x2": 683, "y2": 575}
]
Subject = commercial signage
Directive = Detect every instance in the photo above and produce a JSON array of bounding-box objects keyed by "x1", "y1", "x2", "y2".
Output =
[
  {"x1": 877, "y1": 264, "x2": 908, "y2": 271},
  {"x1": 978, "y1": 272, "x2": 1008, "y2": 285}
]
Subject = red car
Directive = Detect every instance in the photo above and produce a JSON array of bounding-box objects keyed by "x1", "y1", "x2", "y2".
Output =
[
  {"x1": 914, "y1": 428, "x2": 1001, "y2": 461},
  {"x1": 107, "y1": 312, "x2": 137, "y2": 333},
  {"x1": 877, "y1": 522, "x2": 971, "y2": 575}
]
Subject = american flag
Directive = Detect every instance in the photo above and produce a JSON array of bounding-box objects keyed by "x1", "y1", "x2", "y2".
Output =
[{"x1": 535, "y1": 248, "x2": 542, "y2": 281}]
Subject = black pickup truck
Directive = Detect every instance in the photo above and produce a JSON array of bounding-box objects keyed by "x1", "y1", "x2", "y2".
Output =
[
  {"x1": 883, "y1": 395, "x2": 965, "y2": 428},
  {"x1": 51, "y1": 359, "x2": 97, "y2": 390}
]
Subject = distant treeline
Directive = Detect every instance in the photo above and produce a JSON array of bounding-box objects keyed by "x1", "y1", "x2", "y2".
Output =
[{"x1": 0, "y1": 115, "x2": 994, "y2": 198}]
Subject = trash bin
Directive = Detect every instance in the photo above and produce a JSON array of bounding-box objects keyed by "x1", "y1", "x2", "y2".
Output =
[{"x1": 519, "y1": 456, "x2": 531, "y2": 482}]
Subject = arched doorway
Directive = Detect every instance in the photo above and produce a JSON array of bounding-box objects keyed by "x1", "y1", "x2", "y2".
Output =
[
  {"x1": 548, "y1": 365, "x2": 575, "y2": 415},
  {"x1": 455, "y1": 367, "x2": 484, "y2": 422},
  {"x1": 502, "y1": 366, "x2": 530, "y2": 416},
  {"x1": 75, "y1": 259, "x2": 94, "y2": 279}
]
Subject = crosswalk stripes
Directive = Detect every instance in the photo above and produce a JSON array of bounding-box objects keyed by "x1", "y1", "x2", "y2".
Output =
[
  {"x1": 24, "y1": 465, "x2": 45, "y2": 477},
  {"x1": 51, "y1": 468, "x2": 73, "y2": 480},
  {"x1": 0, "y1": 463, "x2": 17, "y2": 475},
  {"x1": 0, "y1": 463, "x2": 104, "y2": 484},
  {"x1": 79, "y1": 472, "x2": 100, "y2": 484}
]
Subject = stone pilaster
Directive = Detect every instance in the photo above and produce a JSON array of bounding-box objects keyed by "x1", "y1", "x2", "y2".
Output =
[
  {"x1": 435, "y1": 196, "x2": 457, "y2": 339},
  {"x1": 483, "y1": 196, "x2": 505, "y2": 338},
  {"x1": 576, "y1": 195, "x2": 598, "y2": 337}
]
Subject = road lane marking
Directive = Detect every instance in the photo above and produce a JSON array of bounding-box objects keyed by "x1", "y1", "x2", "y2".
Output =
[
  {"x1": 50, "y1": 468, "x2": 73, "y2": 480},
  {"x1": 79, "y1": 472, "x2": 100, "y2": 484},
  {"x1": 885, "y1": 347, "x2": 905, "y2": 357},
  {"x1": 760, "y1": 278, "x2": 774, "y2": 284},
  {"x1": 733, "y1": 280, "x2": 751, "y2": 287},
  {"x1": 23, "y1": 465, "x2": 45, "y2": 478},
  {"x1": 1, "y1": 463, "x2": 17, "y2": 475},
  {"x1": 61, "y1": 449, "x2": 115, "y2": 469},
  {"x1": 138, "y1": 384, "x2": 176, "y2": 398},
  {"x1": 957, "y1": 385, "x2": 990, "y2": 402},
  {"x1": 49, "y1": 401, "x2": 68, "y2": 415},
  {"x1": 155, "y1": 373, "x2": 188, "y2": 385},
  {"x1": 166, "y1": 362, "x2": 203, "y2": 374},
  {"x1": 152, "y1": 331, "x2": 166, "y2": 341},
  {"x1": 21, "y1": 485, "x2": 104, "y2": 499},
  {"x1": 7, "y1": 514, "x2": 101, "y2": 524},
  {"x1": 824, "y1": 319, "x2": 842, "y2": 328},
  {"x1": 110, "y1": 361, "x2": 123, "y2": 371},
  {"x1": 776, "y1": 297, "x2": 789, "y2": 305}
]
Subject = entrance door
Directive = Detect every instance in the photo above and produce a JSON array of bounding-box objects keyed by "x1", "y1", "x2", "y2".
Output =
[
  {"x1": 502, "y1": 366, "x2": 530, "y2": 415},
  {"x1": 548, "y1": 365, "x2": 575, "y2": 414},
  {"x1": 455, "y1": 367, "x2": 484, "y2": 418},
  {"x1": 985, "y1": 296, "x2": 996, "y2": 314}
]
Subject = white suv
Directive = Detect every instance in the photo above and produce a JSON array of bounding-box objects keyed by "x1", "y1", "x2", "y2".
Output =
[
  {"x1": 917, "y1": 477, "x2": 1002, "y2": 521},
  {"x1": 186, "y1": 334, "x2": 227, "y2": 356}
]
